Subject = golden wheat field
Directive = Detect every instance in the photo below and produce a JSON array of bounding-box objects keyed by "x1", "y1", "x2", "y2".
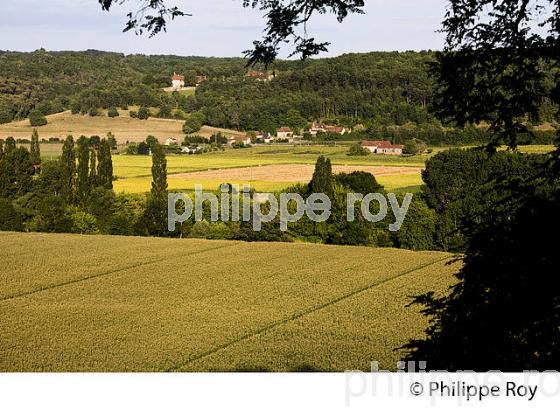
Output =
[{"x1": 0, "y1": 232, "x2": 459, "y2": 372}]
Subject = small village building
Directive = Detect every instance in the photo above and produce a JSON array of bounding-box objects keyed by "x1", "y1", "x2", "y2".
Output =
[
  {"x1": 310, "y1": 123, "x2": 347, "y2": 135},
  {"x1": 276, "y1": 127, "x2": 294, "y2": 139},
  {"x1": 255, "y1": 132, "x2": 274, "y2": 143},
  {"x1": 181, "y1": 145, "x2": 203, "y2": 154},
  {"x1": 361, "y1": 140, "x2": 404, "y2": 155},
  {"x1": 165, "y1": 137, "x2": 178, "y2": 146},
  {"x1": 171, "y1": 72, "x2": 185, "y2": 90},
  {"x1": 227, "y1": 135, "x2": 252, "y2": 146},
  {"x1": 245, "y1": 70, "x2": 274, "y2": 81}
]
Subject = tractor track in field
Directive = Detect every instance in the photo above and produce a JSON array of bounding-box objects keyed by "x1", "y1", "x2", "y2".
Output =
[
  {"x1": 0, "y1": 243, "x2": 242, "y2": 303},
  {"x1": 164, "y1": 255, "x2": 452, "y2": 371}
]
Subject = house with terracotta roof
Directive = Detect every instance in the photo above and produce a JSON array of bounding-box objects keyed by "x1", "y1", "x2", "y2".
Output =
[
  {"x1": 245, "y1": 70, "x2": 274, "y2": 81},
  {"x1": 227, "y1": 135, "x2": 252, "y2": 146},
  {"x1": 276, "y1": 127, "x2": 294, "y2": 139},
  {"x1": 171, "y1": 72, "x2": 185, "y2": 90},
  {"x1": 361, "y1": 140, "x2": 404, "y2": 155}
]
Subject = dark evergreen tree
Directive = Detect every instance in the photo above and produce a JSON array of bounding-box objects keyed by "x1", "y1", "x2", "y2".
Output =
[
  {"x1": 97, "y1": 139, "x2": 114, "y2": 190},
  {"x1": 144, "y1": 143, "x2": 168, "y2": 235},
  {"x1": 0, "y1": 198, "x2": 22, "y2": 231},
  {"x1": 60, "y1": 135, "x2": 76, "y2": 204},
  {"x1": 0, "y1": 147, "x2": 34, "y2": 198},
  {"x1": 30, "y1": 128, "x2": 41, "y2": 166},
  {"x1": 89, "y1": 148, "x2": 97, "y2": 188},
  {"x1": 308, "y1": 155, "x2": 333, "y2": 197}
]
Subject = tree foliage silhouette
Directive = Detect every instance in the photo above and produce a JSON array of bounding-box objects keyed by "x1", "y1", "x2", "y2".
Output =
[
  {"x1": 403, "y1": 0, "x2": 560, "y2": 371},
  {"x1": 98, "y1": 0, "x2": 364, "y2": 66}
]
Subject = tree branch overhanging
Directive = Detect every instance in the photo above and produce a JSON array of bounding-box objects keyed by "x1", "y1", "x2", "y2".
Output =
[{"x1": 97, "y1": 0, "x2": 365, "y2": 65}]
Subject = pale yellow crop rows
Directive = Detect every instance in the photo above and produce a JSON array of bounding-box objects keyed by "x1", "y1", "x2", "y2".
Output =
[{"x1": 0, "y1": 232, "x2": 458, "y2": 371}]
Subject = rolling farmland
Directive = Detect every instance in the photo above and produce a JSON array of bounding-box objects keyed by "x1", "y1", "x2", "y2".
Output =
[
  {"x1": 0, "y1": 110, "x2": 246, "y2": 143},
  {"x1": 0, "y1": 232, "x2": 459, "y2": 372}
]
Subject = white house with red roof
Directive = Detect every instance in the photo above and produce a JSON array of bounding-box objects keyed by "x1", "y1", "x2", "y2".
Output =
[
  {"x1": 227, "y1": 135, "x2": 252, "y2": 146},
  {"x1": 171, "y1": 72, "x2": 185, "y2": 90},
  {"x1": 361, "y1": 140, "x2": 404, "y2": 155}
]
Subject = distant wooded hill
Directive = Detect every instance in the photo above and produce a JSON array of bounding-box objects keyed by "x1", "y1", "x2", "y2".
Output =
[{"x1": 0, "y1": 49, "x2": 557, "y2": 138}]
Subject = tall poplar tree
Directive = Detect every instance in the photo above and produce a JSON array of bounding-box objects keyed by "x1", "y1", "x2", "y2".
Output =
[
  {"x1": 144, "y1": 143, "x2": 168, "y2": 235},
  {"x1": 60, "y1": 135, "x2": 76, "y2": 204},
  {"x1": 30, "y1": 128, "x2": 41, "y2": 166},
  {"x1": 89, "y1": 148, "x2": 97, "y2": 188},
  {"x1": 76, "y1": 136, "x2": 91, "y2": 205},
  {"x1": 97, "y1": 138, "x2": 113, "y2": 190},
  {"x1": 309, "y1": 155, "x2": 333, "y2": 197}
]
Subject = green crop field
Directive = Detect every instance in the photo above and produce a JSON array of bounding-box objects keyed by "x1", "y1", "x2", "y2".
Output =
[
  {"x1": 0, "y1": 232, "x2": 459, "y2": 372},
  {"x1": 108, "y1": 145, "x2": 554, "y2": 194}
]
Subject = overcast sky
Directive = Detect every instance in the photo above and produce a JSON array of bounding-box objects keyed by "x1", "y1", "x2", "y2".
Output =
[{"x1": 0, "y1": 0, "x2": 447, "y2": 57}]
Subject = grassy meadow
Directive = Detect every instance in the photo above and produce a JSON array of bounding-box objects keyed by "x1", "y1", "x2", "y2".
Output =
[
  {"x1": 0, "y1": 110, "x2": 245, "y2": 143},
  {"x1": 0, "y1": 232, "x2": 459, "y2": 371}
]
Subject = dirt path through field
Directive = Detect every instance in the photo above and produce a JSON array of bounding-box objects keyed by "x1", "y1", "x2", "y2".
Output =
[{"x1": 169, "y1": 163, "x2": 422, "y2": 182}]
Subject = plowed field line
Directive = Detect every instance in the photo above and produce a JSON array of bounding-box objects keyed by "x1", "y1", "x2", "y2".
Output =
[
  {"x1": 0, "y1": 243, "x2": 241, "y2": 303},
  {"x1": 164, "y1": 256, "x2": 451, "y2": 371}
]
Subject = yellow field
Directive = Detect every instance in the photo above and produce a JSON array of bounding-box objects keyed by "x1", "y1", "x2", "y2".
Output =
[
  {"x1": 0, "y1": 110, "x2": 245, "y2": 143},
  {"x1": 110, "y1": 146, "x2": 428, "y2": 193},
  {"x1": 0, "y1": 232, "x2": 459, "y2": 371}
]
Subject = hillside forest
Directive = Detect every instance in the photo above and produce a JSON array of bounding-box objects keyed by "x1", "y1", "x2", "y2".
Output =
[{"x1": 1, "y1": 49, "x2": 558, "y2": 146}]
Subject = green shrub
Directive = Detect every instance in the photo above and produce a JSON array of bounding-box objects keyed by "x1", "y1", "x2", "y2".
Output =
[
  {"x1": 68, "y1": 206, "x2": 99, "y2": 234},
  {"x1": 347, "y1": 143, "x2": 370, "y2": 156},
  {"x1": 182, "y1": 112, "x2": 205, "y2": 134},
  {"x1": 28, "y1": 109, "x2": 47, "y2": 127},
  {"x1": 107, "y1": 107, "x2": 119, "y2": 118},
  {"x1": 137, "y1": 107, "x2": 150, "y2": 120},
  {"x1": 188, "y1": 220, "x2": 211, "y2": 238}
]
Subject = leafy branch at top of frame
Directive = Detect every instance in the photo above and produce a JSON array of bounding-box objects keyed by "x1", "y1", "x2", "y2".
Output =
[{"x1": 98, "y1": 0, "x2": 365, "y2": 66}]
